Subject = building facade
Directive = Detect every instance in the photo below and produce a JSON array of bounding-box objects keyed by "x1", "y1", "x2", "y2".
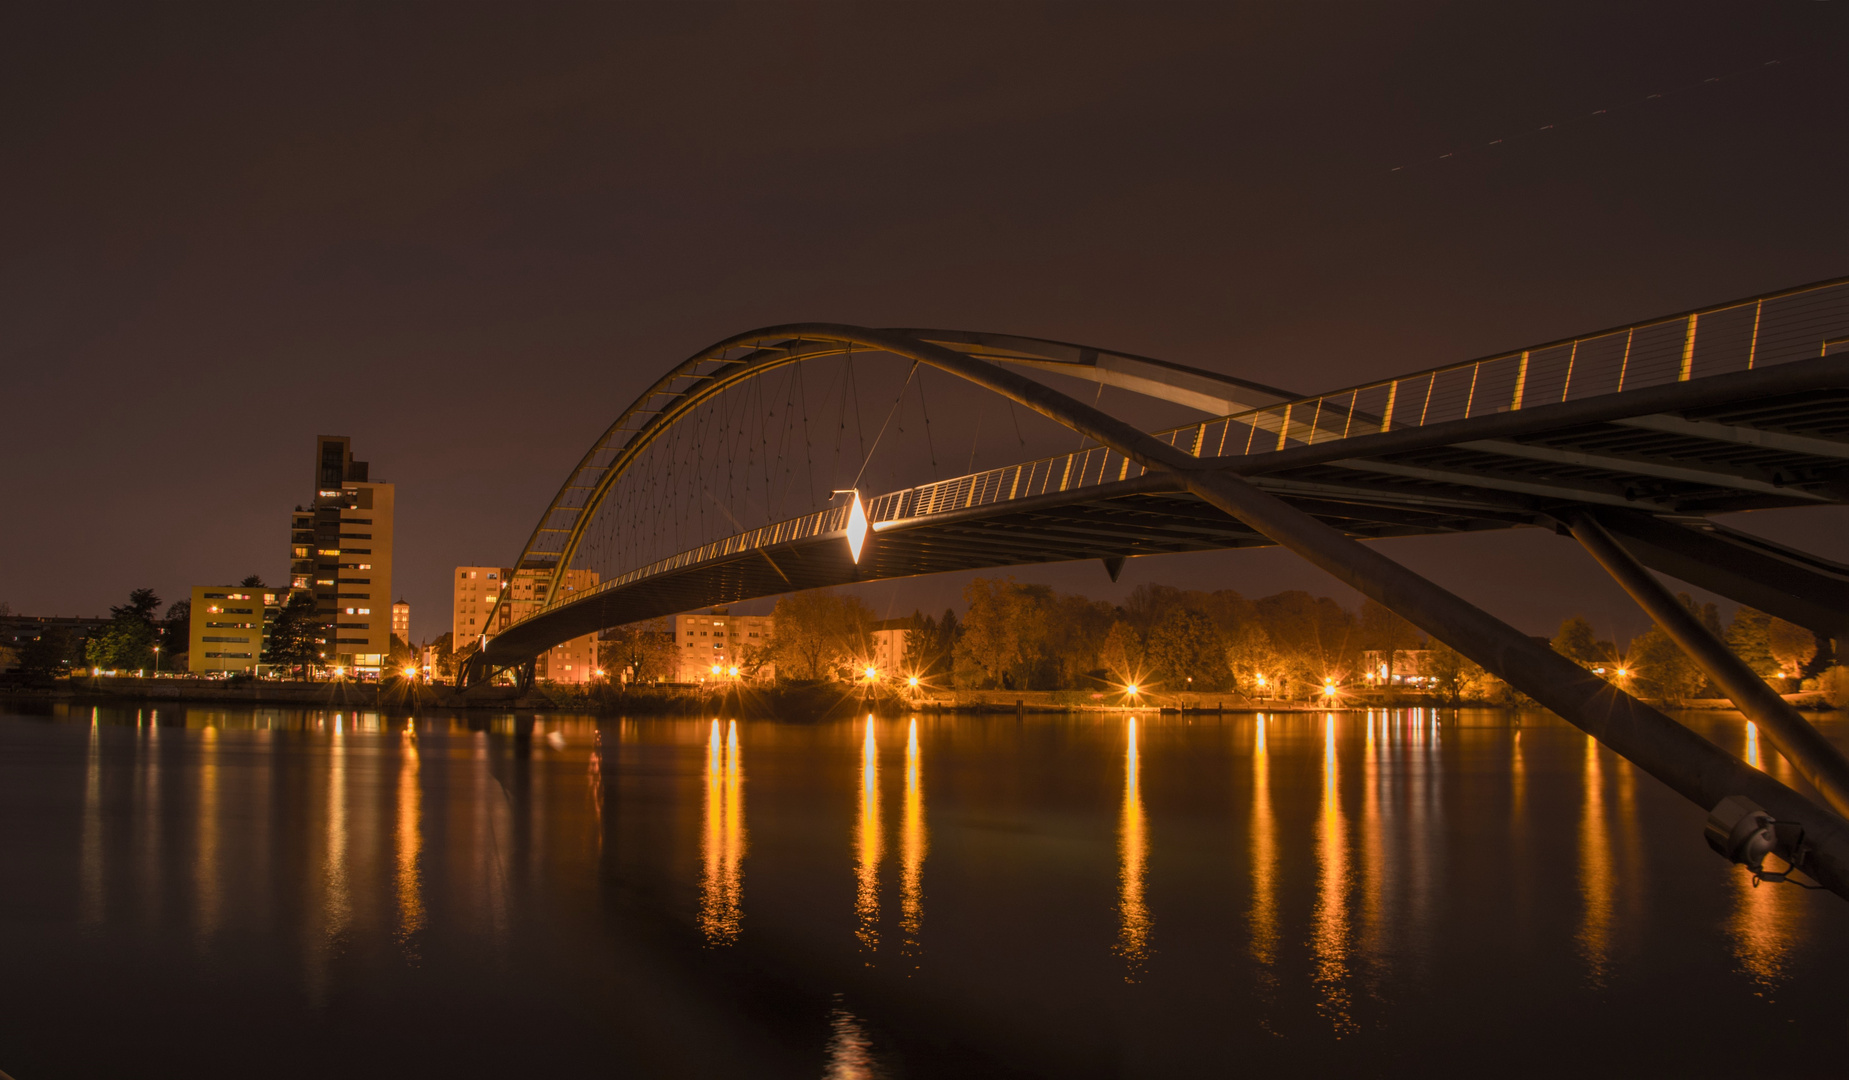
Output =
[
  {"x1": 673, "y1": 608, "x2": 774, "y2": 682},
  {"x1": 868, "y1": 618, "x2": 910, "y2": 679},
  {"x1": 453, "y1": 565, "x2": 604, "y2": 684},
  {"x1": 288, "y1": 436, "x2": 395, "y2": 677},
  {"x1": 391, "y1": 599, "x2": 410, "y2": 642},
  {"x1": 189, "y1": 585, "x2": 284, "y2": 674}
]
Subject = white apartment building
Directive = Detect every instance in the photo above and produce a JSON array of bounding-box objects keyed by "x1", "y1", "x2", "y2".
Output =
[{"x1": 673, "y1": 608, "x2": 774, "y2": 681}]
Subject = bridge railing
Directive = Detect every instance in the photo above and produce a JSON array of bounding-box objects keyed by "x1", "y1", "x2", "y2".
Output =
[{"x1": 1186, "y1": 277, "x2": 1849, "y2": 457}]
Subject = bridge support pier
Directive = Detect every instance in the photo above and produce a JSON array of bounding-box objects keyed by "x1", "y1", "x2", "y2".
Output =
[{"x1": 1567, "y1": 511, "x2": 1849, "y2": 820}]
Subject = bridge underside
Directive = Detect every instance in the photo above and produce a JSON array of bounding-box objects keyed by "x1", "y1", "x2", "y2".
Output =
[{"x1": 485, "y1": 354, "x2": 1849, "y2": 666}]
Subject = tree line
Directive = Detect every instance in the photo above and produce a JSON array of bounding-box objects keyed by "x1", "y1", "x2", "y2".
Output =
[{"x1": 743, "y1": 577, "x2": 1834, "y2": 703}]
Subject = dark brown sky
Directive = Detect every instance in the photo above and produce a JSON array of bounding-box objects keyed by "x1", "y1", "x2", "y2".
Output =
[{"x1": 4, "y1": 1, "x2": 1846, "y2": 644}]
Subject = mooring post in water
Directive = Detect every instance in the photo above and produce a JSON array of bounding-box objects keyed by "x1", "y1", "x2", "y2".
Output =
[{"x1": 1568, "y1": 510, "x2": 1849, "y2": 821}]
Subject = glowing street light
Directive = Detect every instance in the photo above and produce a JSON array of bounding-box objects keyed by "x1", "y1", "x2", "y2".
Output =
[
  {"x1": 728, "y1": 666, "x2": 739, "y2": 678},
  {"x1": 332, "y1": 665, "x2": 345, "y2": 679},
  {"x1": 710, "y1": 664, "x2": 723, "y2": 677},
  {"x1": 864, "y1": 665, "x2": 879, "y2": 681},
  {"x1": 1322, "y1": 678, "x2": 1338, "y2": 698},
  {"x1": 907, "y1": 675, "x2": 920, "y2": 688},
  {"x1": 1126, "y1": 683, "x2": 1139, "y2": 698},
  {"x1": 402, "y1": 666, "x2": 418, "y2": 679}
]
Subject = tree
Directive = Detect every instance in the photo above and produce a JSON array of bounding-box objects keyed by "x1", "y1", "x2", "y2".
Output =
[
  {"x1": 604, "y1": 618, "x2": 677, "y2": 682},
  {"x1": 1099, "y1": 620, "x2": 1145, "y2": 683},
  {"x1": 1767, "y1": 618, "x2": 1818, "y2": 680},
  {"x1": 1424, "y1": 640, "x2": 1484, "y2": 705},
  {"x1": 768, "y1": 589, "x2": 874, "y2": 680},
  {"x1": 1224, "y1": 621, "x2": 1278, "y2": 696},
  {"x1": 86, "y1": 587, "x2": 163, "y2": 672},
  {"x1": 1551, "y1": 616, "x2": 1612, "y2": 666},
  {"x1": 1628, "y1": 625, "x2": 1705, "y2": 702},
  {"x1": 263, "y1": 591, "x2": 322, "y2": 679},
  {"x1": 1255, "y1": 591, "x2": 1356, "y2": 697},
  {"x1": 1145, "y1": 607, "x2": 1229, "y2": 691},
  {"x1": 158, "y1": 599, "x2": 190, "y2": 671},
  {"x1": 1360, "y1": 598, "x2": 1424, "y2": 683},
  {"x1": 239, "y1": 574, "x2": 266, "y2": 588},
  {"x1": 388, "y1": 633, "x2": 415, "y2": 670},
  {"x1": 1726, "y1": 608, "x2": 1778, "y2": 677},
  {"x1": 954, "y1": 578, "x2": 1054, "y2": 689}
]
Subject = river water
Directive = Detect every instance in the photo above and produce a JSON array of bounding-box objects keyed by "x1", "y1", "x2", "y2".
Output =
[{"x1": 1, "y1": 702, "x2": 1844, "y2": 1078}]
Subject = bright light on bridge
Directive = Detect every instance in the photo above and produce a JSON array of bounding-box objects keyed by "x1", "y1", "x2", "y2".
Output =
[{"x1": 846, "y1": 490, "x2": 869, "y2": 563}]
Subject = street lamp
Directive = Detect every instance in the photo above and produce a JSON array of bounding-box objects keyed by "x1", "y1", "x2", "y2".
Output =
[
  {"x1": 864, "y1": 665, "x2": 878, "y2": 681},
  {"x1": 151, "y1": 644, "x2": 160, "y2": 676},
  {"x1": 907, "y1": 675, "x2": 920, "y2": 688}
]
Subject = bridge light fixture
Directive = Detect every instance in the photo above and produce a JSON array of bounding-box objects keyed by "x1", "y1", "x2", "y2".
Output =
[{"x1": 842, "y1": 490, "x2": 870, "y2": 563}]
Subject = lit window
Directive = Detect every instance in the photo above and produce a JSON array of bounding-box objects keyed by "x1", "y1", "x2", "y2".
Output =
[
  {"x1": 316, "y1": 579, "x2": 335, "y2": 586},
  {"x1": 206, "y1": 605, "x2": 223, "y2": 614},
  {"x1": 318, "y1": 549, "x2": 340, "y2": 556}
]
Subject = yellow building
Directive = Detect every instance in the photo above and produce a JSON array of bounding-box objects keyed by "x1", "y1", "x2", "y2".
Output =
[
  {"x1": 673, "y1": 608, "x2": 774, "y2": 682},
  {"x1": 189, "y1": 585, "x2": 284, "y2": 674},
  {"x1": 288, "y1": 436, "x2": 394, "y2": 677},
  {"x1": 391, "y1": 599, "x2": 410, "y2": 642},
  {"x1": 454, "y1": 565, "x2": 603, "y2": 684}
]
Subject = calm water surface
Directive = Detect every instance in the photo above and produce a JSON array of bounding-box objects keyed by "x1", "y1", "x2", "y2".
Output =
[{"x1": 2, "y1": 703, "x2": 1845, "y2": 1078}]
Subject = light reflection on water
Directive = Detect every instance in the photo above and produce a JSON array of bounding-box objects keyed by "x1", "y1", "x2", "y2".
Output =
[
  {"x1": 1116, "y1": 716, "x2": 1150, "y2": 979},
  {"x1": 855, "y1": 715, "x2": 882, "y2": 955},
  {"x1": 700, "y1": 719, "x2": 746, "y2": 945},
  {"x1": 5, "y1": 704, "x2": 1847, "y2": 1079},
  {"x1": 899, "y1": 718, "x2": 925, "y2": 962},
  {"x1": 1579, "y1": 734, "x2": 1613, "y2": 987},
  {"x1": 1310, "y1": 713, "x2": 1353, "y2": 1034}
]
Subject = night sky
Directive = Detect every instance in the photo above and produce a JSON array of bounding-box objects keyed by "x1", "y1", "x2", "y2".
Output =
[{"x1": 5, "y1": 2, "x2": 1847, "y2": 646}]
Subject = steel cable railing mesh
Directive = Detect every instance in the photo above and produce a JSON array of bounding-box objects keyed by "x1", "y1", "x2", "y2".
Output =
[{"x1": 517, "y1": 281, "x2": 1849, "y2": 624}]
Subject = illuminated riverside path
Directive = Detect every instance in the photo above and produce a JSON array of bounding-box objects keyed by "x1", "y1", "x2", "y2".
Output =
[
  {"x1": 3, "y1": 703, "x2": 1847, "y2": 1077},
  {"x1": 468, "y1": 276, "x2": 1849, "y2": 896}
]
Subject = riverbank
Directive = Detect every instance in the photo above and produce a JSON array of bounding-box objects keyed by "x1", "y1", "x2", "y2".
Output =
[{"x1": 10, "y1": 676, "x2": 1829, "y2": 717}]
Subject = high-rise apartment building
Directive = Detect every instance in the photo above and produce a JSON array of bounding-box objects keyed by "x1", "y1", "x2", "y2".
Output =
[
  {"x1": 453, "y1": 565, "x2": 603, "y2": 684},
  {"x1": 289, "y1": 436, "x2": 394, "y2": 676}
]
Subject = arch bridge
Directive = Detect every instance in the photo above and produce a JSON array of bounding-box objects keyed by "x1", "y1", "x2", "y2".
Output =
[{"x1": 468, "y1": 277, "x2": 1849, "y2": 900}]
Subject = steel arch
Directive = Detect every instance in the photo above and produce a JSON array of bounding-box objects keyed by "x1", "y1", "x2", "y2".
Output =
[{"x1": 487, "y1": 324, "x2": 1284, "y2": 640}]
